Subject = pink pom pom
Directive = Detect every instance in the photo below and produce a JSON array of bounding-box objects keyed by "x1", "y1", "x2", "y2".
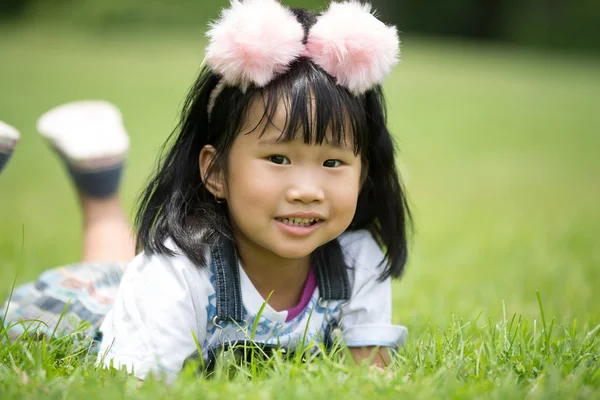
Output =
[
  {"x1": 306, "y1": 1, "x2": 400, "y2": 94},
  {"x1": 205, "y1": 0, "x2": 306, "y2": 90}
]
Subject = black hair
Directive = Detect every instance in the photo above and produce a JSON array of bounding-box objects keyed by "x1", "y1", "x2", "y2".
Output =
[{"x1": 136, "y1": 8, "x2": 412, "y2": 280}]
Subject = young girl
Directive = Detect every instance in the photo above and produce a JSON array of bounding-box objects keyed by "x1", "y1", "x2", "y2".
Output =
[{"x1": 2, "y1": 0, "x2": 411, "y2": 383}]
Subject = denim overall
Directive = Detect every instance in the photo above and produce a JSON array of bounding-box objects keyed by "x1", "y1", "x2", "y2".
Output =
[{"x1": 185, "y1": 238, "x2": 352, "y2": 372}]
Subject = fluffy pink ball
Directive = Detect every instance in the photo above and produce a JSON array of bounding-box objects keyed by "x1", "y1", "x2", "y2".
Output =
[
  {"x1": 205, "y1": 0, "x2": 306, "y2": 90},
  {"x1": 306, "y1": 1, "x2": 400, "y2": 94}
]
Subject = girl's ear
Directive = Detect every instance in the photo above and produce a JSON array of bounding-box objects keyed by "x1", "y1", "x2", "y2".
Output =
[{"x1": 199, "y1": 145, "x2": 226, "y2": 199}]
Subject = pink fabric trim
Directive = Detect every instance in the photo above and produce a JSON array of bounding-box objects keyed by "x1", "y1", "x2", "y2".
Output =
[{"x1": 286, "y1": 266, "x2": 317, "y2": 322}]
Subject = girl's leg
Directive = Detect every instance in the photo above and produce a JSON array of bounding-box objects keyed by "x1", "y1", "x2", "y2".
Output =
[
  {"x1": 2, "y1": 103, "x2": 133, "y2": 340},
  {"x1": 80, "y1": 193, "x2": 135, "y2": 263},
  {"x1": 38, "y1": 100, "x2": 135, "y2": 263},
  {"x1": 0, "y1": 121, "x2": 20, "y2": 174}
]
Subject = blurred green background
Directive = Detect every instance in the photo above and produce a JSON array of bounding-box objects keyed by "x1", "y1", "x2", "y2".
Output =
[{"x1": 1, "y1": 1, "x2": 599, "y2": 336}]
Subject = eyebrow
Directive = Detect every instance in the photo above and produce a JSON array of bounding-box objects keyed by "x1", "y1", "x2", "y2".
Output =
[{"x1": 258, "y1": 136, "x2": 354, "y2": 151}]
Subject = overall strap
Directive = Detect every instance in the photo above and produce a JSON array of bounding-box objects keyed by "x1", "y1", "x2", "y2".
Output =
[
  {"x1": 210, "y1": 238, "x2": 245, "y2": 323},
  {"x1": 312, "y1": 240, "x2": 352, "y2": 301},
  {"x1": 211, "y1": 237, "x2": 352, "y2": 323}
]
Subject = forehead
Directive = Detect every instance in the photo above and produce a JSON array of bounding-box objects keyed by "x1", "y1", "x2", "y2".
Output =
[{"x1": 239, "y1": 93, "x2": 356, "y2": 150}]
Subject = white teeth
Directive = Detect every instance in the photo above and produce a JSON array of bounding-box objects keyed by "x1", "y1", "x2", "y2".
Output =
[{"x1": 277, "y1": 217, "x2": 321, "y2": 227}]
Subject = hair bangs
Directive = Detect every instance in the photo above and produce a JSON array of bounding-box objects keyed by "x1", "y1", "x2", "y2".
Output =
[{"x1": 254, "y1": 58, "x2": 369, "y2": 157}]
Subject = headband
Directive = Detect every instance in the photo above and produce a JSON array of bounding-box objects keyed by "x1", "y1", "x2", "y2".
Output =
[{"x1": 205, "y1": 0, "x2": 400, "y2": 114}]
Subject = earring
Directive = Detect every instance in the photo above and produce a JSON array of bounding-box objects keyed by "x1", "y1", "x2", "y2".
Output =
[{"x1": 214, "y1": 194, "x2": 226, "y2": 204}]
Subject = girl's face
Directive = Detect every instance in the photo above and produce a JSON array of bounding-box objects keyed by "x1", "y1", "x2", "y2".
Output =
[{"x1": 209, "y1": 97, "x2": 363, "y2": 261}]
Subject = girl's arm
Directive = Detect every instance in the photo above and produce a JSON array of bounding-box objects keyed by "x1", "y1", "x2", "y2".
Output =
[
  {"x1": 338, "y1": 230, "x2": 407, "y2": 368},
  {"x1": 98, "y1": 250, "x2": 209, "y2": 382}
]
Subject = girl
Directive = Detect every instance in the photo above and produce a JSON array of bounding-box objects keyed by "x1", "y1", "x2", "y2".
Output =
[{"x1": 2, "y1": 0, "x2": 411, "y2": 383}]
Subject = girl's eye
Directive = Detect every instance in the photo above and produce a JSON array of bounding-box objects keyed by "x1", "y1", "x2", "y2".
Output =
[
  {"x1": 269, "y1": 155, "x2": 290, "y2": 165},
  {"x1": 323, "y1": 159, "x2": 342, "y2": 168}
]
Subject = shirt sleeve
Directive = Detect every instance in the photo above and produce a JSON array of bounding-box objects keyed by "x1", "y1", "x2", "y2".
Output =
[
  {"x1": 338, "y1": 230, "x2": 407, "y2": 349},
  {"x1": 97, "y1": 251, "x2": 209, "y2": 383}
]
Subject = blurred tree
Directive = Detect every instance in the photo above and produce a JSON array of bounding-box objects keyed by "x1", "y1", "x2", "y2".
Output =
[
  {"x1": 373, "y1": 0, "x2": 600, "y2": 52},
  {"x1": 372, "y1": 0, "x2": 504, "y2": 39},
  {"x1": 498, "y1": 0, "x2": 600, "y2": 52},
  {"x1": 0, "y1": 0, "x2": 28, "y2": 16},
  {"x1": 2, "y1": 0, "x2": 599, "y2": 53}
]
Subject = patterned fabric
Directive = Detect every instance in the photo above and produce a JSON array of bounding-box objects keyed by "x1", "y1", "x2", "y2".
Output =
[{"x1": 2, "y1": 262, "x2": 125, "y2": 341}]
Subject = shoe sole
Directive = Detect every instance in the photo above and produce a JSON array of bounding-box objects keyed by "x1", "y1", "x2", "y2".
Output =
[
  {"x1": 37, "y1": 100, "x2": 130, "y2": 170},
  {"x1": 0, "y1": 121, "x2": 20, "y2": 153}
]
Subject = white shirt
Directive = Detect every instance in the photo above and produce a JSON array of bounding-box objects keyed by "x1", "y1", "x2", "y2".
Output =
[{"x1": 98, "y1": 230, "x2": 407, "y2": 382}]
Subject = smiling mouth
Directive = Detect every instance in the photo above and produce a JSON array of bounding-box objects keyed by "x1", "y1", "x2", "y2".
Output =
[{"x1": 275, "y1": 217, "x2": 322, "y2": 227}]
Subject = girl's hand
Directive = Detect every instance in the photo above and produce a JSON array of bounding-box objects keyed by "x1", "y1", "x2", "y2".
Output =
[{"x1": 348, "y1": 346, "x2": 391, "y2": 370}]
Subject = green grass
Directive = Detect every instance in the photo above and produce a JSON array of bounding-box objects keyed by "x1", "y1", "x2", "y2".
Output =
[{"x1": 1, "y1": 23, "x2": 599, "y2": 398}]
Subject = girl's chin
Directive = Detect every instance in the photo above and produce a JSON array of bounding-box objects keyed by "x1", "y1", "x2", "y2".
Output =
[
  {"x1": 273, "y1": 248, "x2": 316, "y2": 260},
  {"x1": 270, "y1": 242, "x2": 322, "y2": 260}
]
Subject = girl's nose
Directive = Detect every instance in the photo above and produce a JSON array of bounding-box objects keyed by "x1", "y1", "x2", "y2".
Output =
[{"x1": 286, "y1": 182, "x2": 325, "y2": 204}]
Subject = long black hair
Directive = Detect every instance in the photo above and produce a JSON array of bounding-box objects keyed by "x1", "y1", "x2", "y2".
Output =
[{"x1": 136, "y1": 8, "x2": 411, "y2": 280}]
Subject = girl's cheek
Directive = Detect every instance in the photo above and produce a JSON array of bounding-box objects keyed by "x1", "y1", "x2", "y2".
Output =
[
  {"x1": 239, "y1": 166, "x2": 280, "y2": 201},
  {"x1": 230, "y1": 157, "x2": 267, "y2": 188},
  {"x1": 333, "y1": 170, "x2": 361, "y2": 197},
  {"x1": 329, "y1": 178, "x2": 360, "y2": 209}
]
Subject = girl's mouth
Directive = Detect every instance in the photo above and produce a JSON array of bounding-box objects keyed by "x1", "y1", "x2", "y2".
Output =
[{"x1": 275, "y1": 217, "x2": 321, "y2": 227}]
